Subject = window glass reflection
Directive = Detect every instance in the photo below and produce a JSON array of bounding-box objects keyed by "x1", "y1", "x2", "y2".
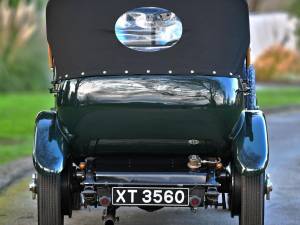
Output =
[{"x1": 115, "y1": 7, "x2": 183, "y2": 52}]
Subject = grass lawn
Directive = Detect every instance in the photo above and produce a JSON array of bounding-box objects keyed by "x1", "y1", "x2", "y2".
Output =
[
  {"x1": 257, "y1": 87, "x2": 300, "y2": 109},
  {"x1": 0, "y1": 88, "x2": 300, "y2": 165},
  {"x1": 0, "y1": 93, "x2": 53, "y2": 164}
]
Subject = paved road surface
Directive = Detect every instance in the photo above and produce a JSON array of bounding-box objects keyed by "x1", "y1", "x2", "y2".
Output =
[{"x1": 0, "y1": 111, "x2": 300, "y2": 225}]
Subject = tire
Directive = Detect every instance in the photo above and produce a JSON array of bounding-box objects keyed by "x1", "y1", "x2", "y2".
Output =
[
  {"x1": 239, "y1": 173, "x2": 265, "y2": 225},
  {"x1": 230, "y1": 166, "x2": 241, "y2": 217},
  {"x1": 72, "y1": 192, "x2": 81, "y2": 210},
  {"x1": 61, "y1": 163, "x2": 73, "y2": 217},
  {"x1": 38, "y1": 173, "x2": 64, "y2": 225}
]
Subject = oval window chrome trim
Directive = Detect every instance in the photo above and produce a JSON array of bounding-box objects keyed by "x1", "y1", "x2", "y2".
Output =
[{"x1": 115, "y1": 7, "x2": 183, "y2": 52}]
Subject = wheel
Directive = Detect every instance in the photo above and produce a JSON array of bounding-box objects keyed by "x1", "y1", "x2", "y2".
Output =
[
  {"x1": 239, "y1": 173, "x2": 265, "y2": 225},
  {"x1": 61, "y1": 162, "x2": 73, "y2": 217},
  {"x1": 72, "y1": 192, "x2": 81, "y2": 210},
  {"x1": 230, "y1": 165, "x2": 241, "y2": 217},
  {"x1": 38, "y1": 173, "x2": 64, "y2": 225}
]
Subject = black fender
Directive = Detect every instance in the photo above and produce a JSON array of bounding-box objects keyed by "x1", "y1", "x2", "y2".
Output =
[
  {"x1": 33, "y1": 111, "x2": 69, "y2": 174},
  {"x1": 232, "y1": 110, "x2": 269, "y2": 175}
]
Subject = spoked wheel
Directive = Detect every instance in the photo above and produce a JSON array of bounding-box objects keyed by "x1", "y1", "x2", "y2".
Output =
[
  {"x1": 239, "y1": 174, "x2": 265, "y2": 225},
  {"x1": 38, "y1": 173, "x2": 64, "y2": 225}
]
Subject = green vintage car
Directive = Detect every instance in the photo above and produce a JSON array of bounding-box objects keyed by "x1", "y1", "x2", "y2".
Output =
[{"x1": 30, "y1": 0, "x2": 272, "y2": 225}]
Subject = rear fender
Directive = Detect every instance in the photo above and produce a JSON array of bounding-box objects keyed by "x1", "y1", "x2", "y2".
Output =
[
  {"x1": 232, "y1": 110, "x2": 269, "y2": 175},
  {"x1": 33, "y1": 111, "x2": 69, "y2": 175}
]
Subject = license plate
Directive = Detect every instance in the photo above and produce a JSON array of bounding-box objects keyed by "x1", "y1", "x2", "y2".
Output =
[{"x1": 112, "y1": 187, "x2": 189, "y2": 206}]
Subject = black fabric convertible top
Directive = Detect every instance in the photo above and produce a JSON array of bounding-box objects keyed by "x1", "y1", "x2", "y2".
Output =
[{"x1": 46, "y1": 0, "x2": 250, "y2": 80}]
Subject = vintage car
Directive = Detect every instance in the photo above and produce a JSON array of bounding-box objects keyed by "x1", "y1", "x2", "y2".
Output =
[{"x1": 29, "y1": 0, "x2": 272, "y2": 225}]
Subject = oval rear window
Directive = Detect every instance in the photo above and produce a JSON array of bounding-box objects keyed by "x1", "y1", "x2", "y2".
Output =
[{"x1": 115, "y1": 7, "x2": 183, "y2": 52}]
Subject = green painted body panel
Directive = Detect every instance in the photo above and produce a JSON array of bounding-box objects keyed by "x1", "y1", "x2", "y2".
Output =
[
  {"x1": 232, "y1": 110, "x2": 269, "y2": 175},
  {"x1": 56, "y1": 75, "x2": 244, "y2": 156}
]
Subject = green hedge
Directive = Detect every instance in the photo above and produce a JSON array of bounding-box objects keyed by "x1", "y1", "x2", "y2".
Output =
[
  {"x1": 0, "y1": 37, "x2": 49, "y2": 92},
  {"x1": 0, "y1": 0, "x2": 49, "y2": 93},
  {"x1": 290, "y1": 0, "x2": 300, "y2": 48}
]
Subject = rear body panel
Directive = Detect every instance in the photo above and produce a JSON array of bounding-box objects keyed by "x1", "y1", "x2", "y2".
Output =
[{"x1": 56, "y1": 75, "x2": 244, "y2": 157}]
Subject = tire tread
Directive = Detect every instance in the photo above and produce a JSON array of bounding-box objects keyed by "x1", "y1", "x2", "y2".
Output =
[
  {"x1": 38, "y1": 174, "x2": 63, "y2": 225},
  {"x1": 240, "y1": 174, "x2": 264, "y2": 225}
]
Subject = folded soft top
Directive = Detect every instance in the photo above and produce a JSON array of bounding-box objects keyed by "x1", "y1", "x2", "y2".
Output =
[{"x1": 46, "y1": 0, "x2": 250, "y2": 80}]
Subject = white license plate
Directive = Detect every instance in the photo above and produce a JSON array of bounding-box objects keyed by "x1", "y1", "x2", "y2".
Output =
[{"x1": 112, "y1": 187, "x2": 189, "y2": 206}]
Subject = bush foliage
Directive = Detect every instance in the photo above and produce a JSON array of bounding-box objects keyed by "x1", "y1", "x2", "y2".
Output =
[
  {"x1": 0, "y1": 0, "x2": 49, "y2": 93},
  {"x1": 290, "y1": 0, "x2": 300, "y2": 48},
  {"x1": 255, "y1": 45, "x2": 300, "y2": 82}
]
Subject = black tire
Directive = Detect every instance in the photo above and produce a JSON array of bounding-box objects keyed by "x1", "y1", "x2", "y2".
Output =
[
  {"x1": 239, "y1": 174, "x2": 265, "y2": 225},
  {"x1": 38, "y1": 173, "x2": 64, "y2": 225},
  {"x1": 230, "y1": 166, "x2": 241, "y2": 217},
  {"x1": 72, "y1": 192, "x2": 81, "y2": 210},
  {"x1": 61, "y1": 163, "x2": 73, "y2": 217}
]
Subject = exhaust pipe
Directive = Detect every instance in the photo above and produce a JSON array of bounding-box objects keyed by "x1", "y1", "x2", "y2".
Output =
[
  {"x1": 103, "y1": 215, "x2": 116, "y2": 225},
  {"x1": 102, "y1": 207, "x2": 119, "y2": 225}
]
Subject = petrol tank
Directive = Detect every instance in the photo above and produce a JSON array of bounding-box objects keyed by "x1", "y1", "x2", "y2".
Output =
[{"x1": 56, "y1": 75, "x2": 244, "y2": 156}]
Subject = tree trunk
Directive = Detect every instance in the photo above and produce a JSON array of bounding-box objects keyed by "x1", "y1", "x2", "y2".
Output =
[{"x1": 248, "y1": 0, "x2": 261, "y2": 12}]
